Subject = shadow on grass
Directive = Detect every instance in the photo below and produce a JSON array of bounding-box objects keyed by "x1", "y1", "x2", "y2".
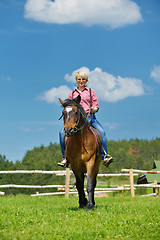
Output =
[{"x1": 69, "y1": 205, "x2": 100, "y2": 212}]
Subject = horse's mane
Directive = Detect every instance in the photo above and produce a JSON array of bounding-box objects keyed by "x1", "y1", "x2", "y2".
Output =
[{"x1": 62, "y1": 98, "x2": 87, "y2": 120}]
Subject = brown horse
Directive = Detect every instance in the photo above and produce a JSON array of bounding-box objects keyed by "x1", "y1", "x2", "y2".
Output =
[{"x1": 59, "y1": 95, "x2": 101, "y2": 210}]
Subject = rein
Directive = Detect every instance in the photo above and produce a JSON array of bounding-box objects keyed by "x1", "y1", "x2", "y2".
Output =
[{"x1": 71, "y1": 108, "x2": 91, "y2": 134}]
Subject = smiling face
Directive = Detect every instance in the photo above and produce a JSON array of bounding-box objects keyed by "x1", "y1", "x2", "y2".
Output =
[
  {"x1": 76, "y1": 74, "x2": 87, "y2": 90},
  {"x1": 75, "y1": 71, "x2": 88, "y2": 90}
]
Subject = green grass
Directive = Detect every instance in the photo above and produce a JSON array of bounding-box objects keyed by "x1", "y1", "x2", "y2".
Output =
[{"x1": 0, "y1": 195, "x2": 160, "y2": 240}]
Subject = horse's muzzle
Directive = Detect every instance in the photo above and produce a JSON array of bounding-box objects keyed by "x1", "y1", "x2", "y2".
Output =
[{"x1": 64, "y1": 127, "x2": 75, "y2": 137}]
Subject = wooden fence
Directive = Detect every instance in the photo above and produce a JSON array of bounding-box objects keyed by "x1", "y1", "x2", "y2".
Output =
[
  {"x1": 121, "y1": 169, "x2": 160, "y2": 197},
  {"x1": 0, "y1": 168, "x2": 159, "y2": 197}
]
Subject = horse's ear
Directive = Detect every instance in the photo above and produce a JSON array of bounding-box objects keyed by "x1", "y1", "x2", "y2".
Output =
[
  {"x1": 58, "y1": 98, "x2": 65, "y2": 105},
  {"x1": 74, "y1": 95, "x2": 81, "y2": 104}
]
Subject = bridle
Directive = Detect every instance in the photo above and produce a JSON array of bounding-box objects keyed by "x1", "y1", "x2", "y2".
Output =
[
  {"x1": 70, "y1": 108, "x2": 91, "y2": 135},
  {"x1": 59, "y1": 106, "x2": 91, "y2": 136}
]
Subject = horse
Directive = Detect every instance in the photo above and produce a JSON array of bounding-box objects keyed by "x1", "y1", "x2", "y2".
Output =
[{"x1": 59, "y1": 95, "x2": 101, "y2": 210}]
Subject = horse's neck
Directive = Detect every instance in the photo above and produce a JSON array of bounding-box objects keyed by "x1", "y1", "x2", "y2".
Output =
[
  {"x1": 68, "y1": 128, "x2": 92, "y2": 155},
  {"x1": 68, "y1": 123, "x2": 96, "y2": 157},
  {"x1": 77, "y1": 124, "x2": 92, "y2": 141}
]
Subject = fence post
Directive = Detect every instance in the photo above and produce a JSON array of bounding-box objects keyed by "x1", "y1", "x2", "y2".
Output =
[
  {"x1": 65, "y1": 168, "x2": 70, "y2": 199},
  {"x1": 129, "y1": 169, "x2": 135, "y2": 197},
  {"x1": 154, "y1": 180, "x2": 159, "y2": 196},
  {"x1": 120, "y1": 184, "x2": 124, "y2": 197}
]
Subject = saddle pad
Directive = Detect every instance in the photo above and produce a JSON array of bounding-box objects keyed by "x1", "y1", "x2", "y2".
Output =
[{"x1": 89, "y1": 126, "x2": 101, "y2": 150}]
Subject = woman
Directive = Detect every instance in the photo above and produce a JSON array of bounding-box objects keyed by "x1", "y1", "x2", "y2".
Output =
[{"x1": 58, "y1": 71, "x2": 113, "y2": 167}]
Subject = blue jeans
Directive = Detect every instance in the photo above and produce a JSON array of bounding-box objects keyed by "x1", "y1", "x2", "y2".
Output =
[{"x1": 59, "y1": 114, "x2": 108, "y2": 159}]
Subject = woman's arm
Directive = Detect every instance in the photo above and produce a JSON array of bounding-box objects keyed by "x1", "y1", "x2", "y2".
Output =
[{"x1": 91, "y1": 89, "x2": 99, "y2": 113}]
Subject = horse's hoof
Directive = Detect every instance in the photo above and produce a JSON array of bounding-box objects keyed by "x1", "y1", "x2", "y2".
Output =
[
  {"x1": 86, "y1": 207, "x2": 94, "y2": 212},
  {"x1": 79, "y1": 203, "x2": 87, "y2": 209},
  {"x1": 79, "y1": 205, "x2": 84, "y2": 209},
  {"x1": 86, "y1": 203, "x2": 94, "y2": 212},
  {"x1": 84, "y1": 198, "x2": 88, "y2": 206}
]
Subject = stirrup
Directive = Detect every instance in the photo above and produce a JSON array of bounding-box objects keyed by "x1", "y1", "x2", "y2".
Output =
[{"x1": 102, "y1": 154, "x2": 113, "y2": 168}]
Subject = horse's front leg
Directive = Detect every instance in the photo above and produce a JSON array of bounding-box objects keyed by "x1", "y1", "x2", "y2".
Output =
[
  {"x1": 75, "y1": 173, "x2": 88, "y2": 208},
  {"x1": 86, "y1": 174, "x2": 97, "y2": 210},
  {"x1": 86, "y1": 159, "x2": 99, "y2": 211}
]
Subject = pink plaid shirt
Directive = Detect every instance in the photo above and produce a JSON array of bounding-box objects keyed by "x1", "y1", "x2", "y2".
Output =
[{"x1": 68, "y1": 87, "x2": 99, "y2": 113}]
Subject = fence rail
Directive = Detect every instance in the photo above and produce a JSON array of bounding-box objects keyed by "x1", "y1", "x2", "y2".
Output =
[
  {"x1": 121, "y1": 169, "x2": 160, "y2": 174},
  {"x1": 0, "y1": 170, "x2": 67, "y2": 175},
  {"x1": 0, "y1": 170, "x2": 138, "y2": 177},
  {"x1": 124, "y1": 184, "x2": 160, "y2": 188},
  {"x1": 0, "y1": 184, "x2": 73, "y2": 189},
  {"x1": 0, "y1": 168, "x2": 159, "y2": 197}
]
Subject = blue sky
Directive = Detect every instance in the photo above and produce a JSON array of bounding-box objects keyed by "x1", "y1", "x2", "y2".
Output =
[{"x1": 0, "y1": 0, "x2": 160, "y2": 162}]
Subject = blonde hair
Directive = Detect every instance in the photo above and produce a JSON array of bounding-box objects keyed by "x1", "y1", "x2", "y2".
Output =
[{"x1": 75, "y1": 71, "x2": 88, "y2": 82}]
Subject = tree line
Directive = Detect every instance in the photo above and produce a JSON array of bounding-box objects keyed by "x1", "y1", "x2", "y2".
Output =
[{"x1": 0, "y1": 138, "x2": 160, "y2": 194}]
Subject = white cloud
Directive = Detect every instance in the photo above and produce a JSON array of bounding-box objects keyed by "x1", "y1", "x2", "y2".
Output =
[
  {"x1": 103, "y1": 122, "x2": 120, "y2": 130},
  {"x1": 20, "y1": 126, "x2": 31, "y2": 132},
  {"x1": 37, "y1": 85, "x2": 71, "y2": 103},
  {"x1": 24, "y1": 0, "x2": 142, "y2": 28},
  {"x1": 65, "y1": 67, "x2": 146, "y2": 102},
  {"x1": 0, "y1": 75, "x2": 12, "y2": 82},
  {"x1": 20, "y1": 126, "x2": 45, "y2": 132},
  {"x1": 150, "y1": 65, "x2": 160, "y2": 83},
  {"x1": 38, "y1": 67, "x2": 147, "y2": 103},
  {"x1": 17, "y1": 26, "x2": 46, "y2": 34}
]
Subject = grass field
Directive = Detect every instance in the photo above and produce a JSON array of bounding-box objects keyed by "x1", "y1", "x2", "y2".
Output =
[{"x1": 0, "y1": 194, "x2": 160, "y2": 240}]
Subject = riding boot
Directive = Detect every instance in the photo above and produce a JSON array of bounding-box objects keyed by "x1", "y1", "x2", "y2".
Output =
[{"x1": 57, "y1": 158, "x2": 69, "y2": 168}]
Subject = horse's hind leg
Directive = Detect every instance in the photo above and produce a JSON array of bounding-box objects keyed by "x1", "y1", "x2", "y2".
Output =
[{"x1": 76, "y1": 173, "x2": 88, "y2": 208}]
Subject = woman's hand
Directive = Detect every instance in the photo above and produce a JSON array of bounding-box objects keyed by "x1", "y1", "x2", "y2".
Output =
[{"x1": 90, "y1": 107, "x2": 99, "y2": 114}]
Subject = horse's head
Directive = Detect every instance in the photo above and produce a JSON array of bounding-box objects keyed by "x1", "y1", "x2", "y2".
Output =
[{"x1": 59, "y1": 95, "x2": 84, "y2": 136}]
